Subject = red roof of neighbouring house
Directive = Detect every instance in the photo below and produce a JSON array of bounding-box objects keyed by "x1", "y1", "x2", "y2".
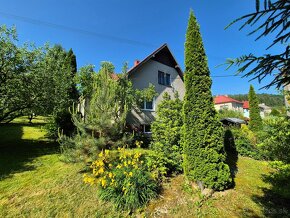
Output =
[
  {"x1": 214, "y1": 95, "x2": 243, "y2": 104},
  {"x1": 243, "y1": 101, "x2": 249, "y2": 109}
]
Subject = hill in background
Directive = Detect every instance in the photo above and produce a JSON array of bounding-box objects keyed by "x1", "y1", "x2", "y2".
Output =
[{"x1": 228, "y1": 93, "x2": 284, "y2": 107}]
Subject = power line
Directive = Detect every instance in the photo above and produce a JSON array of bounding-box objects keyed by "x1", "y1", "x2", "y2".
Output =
[{"x1": 0, "y1": 11, "x2": 157, "y2": 48}]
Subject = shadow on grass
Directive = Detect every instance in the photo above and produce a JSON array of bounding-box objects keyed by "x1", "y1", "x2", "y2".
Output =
[
  {"x1": 224, "y1": 129, "x2": 238, "y2": 188},
  {"x1": 0, "y1": 122, "x2": 59, "y2": 180},
  {"x1": 252, "y1": 169, "x2": 290, "y2": 218}
]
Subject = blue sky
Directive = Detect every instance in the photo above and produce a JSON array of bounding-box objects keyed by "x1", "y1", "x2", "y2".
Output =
[{"x1": 0, "y1": 0, "x2": 283, "y2": 95}]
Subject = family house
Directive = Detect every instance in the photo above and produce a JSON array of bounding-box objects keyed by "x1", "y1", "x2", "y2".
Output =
[
  {"x1": 214, "y1": 95, "x2": 243, "y2": 112},
  {"x1": 78, "y1": 44, "x2": 185, "y2": 133},
  {"x1": 126, "y1": 43, "x2": 185, "y2": 133}
]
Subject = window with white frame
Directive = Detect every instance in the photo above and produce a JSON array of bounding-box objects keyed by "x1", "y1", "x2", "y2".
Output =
[{"x1": 142, "y1": 97, "x2": 155, "y2": 111}]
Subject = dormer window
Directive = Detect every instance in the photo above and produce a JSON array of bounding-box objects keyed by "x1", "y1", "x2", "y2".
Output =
[{"x1": 158, "y1": 71, "x2": 171, "y2": 86}]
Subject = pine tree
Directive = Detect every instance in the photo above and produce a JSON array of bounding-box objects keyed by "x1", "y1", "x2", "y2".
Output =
[
  {"x1": 182, "y1": 10, "x2": 231, "y2": 190},
  {"x1": 248, "y1": 85, "x2": 262, "y2": 131}
]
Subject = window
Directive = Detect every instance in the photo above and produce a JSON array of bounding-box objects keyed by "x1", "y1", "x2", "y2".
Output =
[
  {"x1": 158, "y1": 71, "x2": 164, "y2": 85},
  {"x1": 158, "y1": 71, "x2": 171, "y2": 86},
  {"x1": 165, "y1": 73, "x2": 171, "y2": 86},
  {"x1": 143, "y1": 125, "x2": 151, "y2": 133},
  {"x1": 141, "y1": 97, "x2": 155, "y2": 111}
]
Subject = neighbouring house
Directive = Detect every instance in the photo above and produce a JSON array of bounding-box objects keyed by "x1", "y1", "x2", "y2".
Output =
[
  {"x1": 242, "y1": 101, "x2": 272, "y2": 118},
  {"x1": 214, "y1": 95, "x2": 243, "y2": 112},
  {"x1": 243, "y1": 101, "x2": 250, "y2": 118},
  {"x1": 127, "y1": 43, "x2": 185, "y2": 133}
]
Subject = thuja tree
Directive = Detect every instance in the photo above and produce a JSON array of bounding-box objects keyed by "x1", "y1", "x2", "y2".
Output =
[
  {"x1": 248, "y1": 85, "x2": 263, "y2": 131},
  {"x1": 182, "y1": 11, "x2": 231, "y2": 190},
  {"x1": 151, "y1": 92, "x2": 183, "y2": 173}
]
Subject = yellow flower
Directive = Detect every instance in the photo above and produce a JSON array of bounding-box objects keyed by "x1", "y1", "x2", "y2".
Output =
[
  {"x1": 105, "y1": 150, "x2": 109, "y2": 155},
  {"x1": 98, "y1": 152, "x2": 103, "y2": 157},
  {"x1": 116, "y1": 164, "x2": 122, "y2": 169},
  {"x1": 108, "y1": 172, "x2": 113, "y2": 178},
  {"x1": 101, "y1": 178, "x2": 107, "y2": 187},
  {"x1": 98, "y1": 167, "x2": 104, "y2": 174},
  {"x1": 128, "y1": 172, "x2": 133, "y2": 177},
  {"x1": 93, "y1": 169, "x2": 98, "y2": 176}
]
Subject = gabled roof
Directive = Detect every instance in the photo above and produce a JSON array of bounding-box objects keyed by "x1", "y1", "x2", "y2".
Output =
[
  {"x1": 243, "y1": 101, "x2": 249, "y2": 109},
  {"x1": 214, "y1": 95, "x2": 243, "y2": 104},
  {"x1": 127, "y1": 43, "x2": 184, "y2": 80}
]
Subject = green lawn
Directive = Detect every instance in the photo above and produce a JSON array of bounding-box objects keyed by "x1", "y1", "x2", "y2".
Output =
[{"x1": 0, "y1": 117, "x2": 289, "y2": 217}]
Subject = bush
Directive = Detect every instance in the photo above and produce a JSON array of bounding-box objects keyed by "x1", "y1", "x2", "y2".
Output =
[
  {"x1": 230, "y1": 125, "x2": 262, "y2": 159},
  {"x1": 258, "y1": 117, "x2": 290, "y2": 163},
  {"x1": 83, "y1": 148, "x2": 159, "y2": 211},
  {"x1": 151, "y1": 92, "x2": 183, "y2": 174},
  {"x1": 218, "y1": 109, "x2": 244, "y2": 119},
  {"x1": 46, "y1": 110, "x2": 76, "y2": 138}
]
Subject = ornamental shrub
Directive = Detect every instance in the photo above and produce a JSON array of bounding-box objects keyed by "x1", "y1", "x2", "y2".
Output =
[
  {"x1": 182, "y1": 10, "x2": 231, "y2": 190},
  {"x1": 151, "y1": 92, "x2": 183, "y2": 174},
  {"x1": 83, "y1": 148, "x2": 159, "y2": 211},
  {"x1": 258, "y1": 117, "x2": 290, "y2": 163},
  {"x1": 230, "y1": 125, "x2": 262, "y2": 159}
]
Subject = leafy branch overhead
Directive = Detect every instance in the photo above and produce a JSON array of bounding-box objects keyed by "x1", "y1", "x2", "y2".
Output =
[{"x1": 225, "y1": 0, "x2": 289, "y2": 89}]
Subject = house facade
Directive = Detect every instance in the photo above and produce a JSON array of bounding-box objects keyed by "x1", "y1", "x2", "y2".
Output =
[
  {"x1": 127, "y1": 44, "x2": 185, "y2": 133},
  {"x1": 242, "y1": 101, "x2": 271, "y2": 118},
  {"x1": 214, "y1": 95, "x2": 243, "y2": 112}
]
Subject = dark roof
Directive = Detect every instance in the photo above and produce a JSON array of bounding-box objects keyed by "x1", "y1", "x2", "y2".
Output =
[
  {"x1": 220, "y1": 117, "x2": 246, "y2": 124},
  {"x1": 127, "y1": 43, "x2": 184, "y2": 80}
]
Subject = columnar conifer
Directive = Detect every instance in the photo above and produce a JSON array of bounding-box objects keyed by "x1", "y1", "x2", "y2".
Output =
[
  {"x1": 248, "y1": 85, "x2": 262, "y2": 131},
  {"x1": 182, "y1": 10, "x2": 231, "y2": 190}
]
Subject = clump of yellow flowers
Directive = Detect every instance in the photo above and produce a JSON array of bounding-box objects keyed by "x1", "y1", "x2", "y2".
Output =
[
  {"x1": 83, "y1": 147, "x2": 143, "y2": 192},
  {"x1": 83, "y1": 147, "x2": 159, "y2": 210}
]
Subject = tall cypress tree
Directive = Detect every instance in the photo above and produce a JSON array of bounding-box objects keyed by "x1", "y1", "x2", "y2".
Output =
[
  {"x1": 67, "y1": 48, "x2": 79, "y2": 102},
  {"x1": 248, "y1": 85, "x2": 262, "y2": 131},
  {"x1": 182, "y1": 10, "x2": 231, "y2": 190}
]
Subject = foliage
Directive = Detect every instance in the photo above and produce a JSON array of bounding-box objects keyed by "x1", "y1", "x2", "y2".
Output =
[
  {"x1": 269, "y1": 108, "x2": 281, "y2": 116},
  {"x1": 265, "y1": 161, "x2": 290, "y2": 199},
  {"x1": 225, "y1": 0, "x2": 290, "y2": 89},
  {"x1": 249, "y1": 85, "x2": 263, "y2": 131},
  {"x1": 83, "y1": 148, "x2": 159, "y2": 211},
  {"x1": 230, "y1": 125, "x2": 262, "y2": 159},
  {"x1": 258, "y1": 116, "x2": 290, "y2": 163},
  {"x1": 60, "y1": 62, "x2": 156, "y2": 162},
  {"x1": 229, "y1": 93, "x2": 284, "y2": 107},
  {"x1": 151, "y1": 92, "x2": 183, "y2": 173},
  {"x1": 0, "y1": 25, "x2": 46, "y2": 123},
  {"x1": 218, "y1": 109, "x2": 244, "y2": 119},
  {"x1": 0, "y1": 25, "x2": 78, "y2": 137},
  {"x1": 182, "y1": 10, "x2": 231, "y2": 190},
  {"x1": 75, "y1": 64, "x2": 95, "y2": 98},
  {"x1": 42, "y1": 45, "x2": 78, "y2": 137}
]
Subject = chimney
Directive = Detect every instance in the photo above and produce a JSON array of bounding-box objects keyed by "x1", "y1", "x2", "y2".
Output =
[{"x1": 134, "y1": 60, "x2": 140, "y2": 67}]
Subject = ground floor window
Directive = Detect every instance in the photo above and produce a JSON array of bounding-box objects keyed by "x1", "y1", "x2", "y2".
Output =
[{"x1": 143, "y1": 124, "x2": 151, "y2": 133}]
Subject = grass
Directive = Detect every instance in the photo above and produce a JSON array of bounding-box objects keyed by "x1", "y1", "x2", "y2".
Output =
[{"x1": 1, "y1": 117, "x2": 289, "y2": 217}]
